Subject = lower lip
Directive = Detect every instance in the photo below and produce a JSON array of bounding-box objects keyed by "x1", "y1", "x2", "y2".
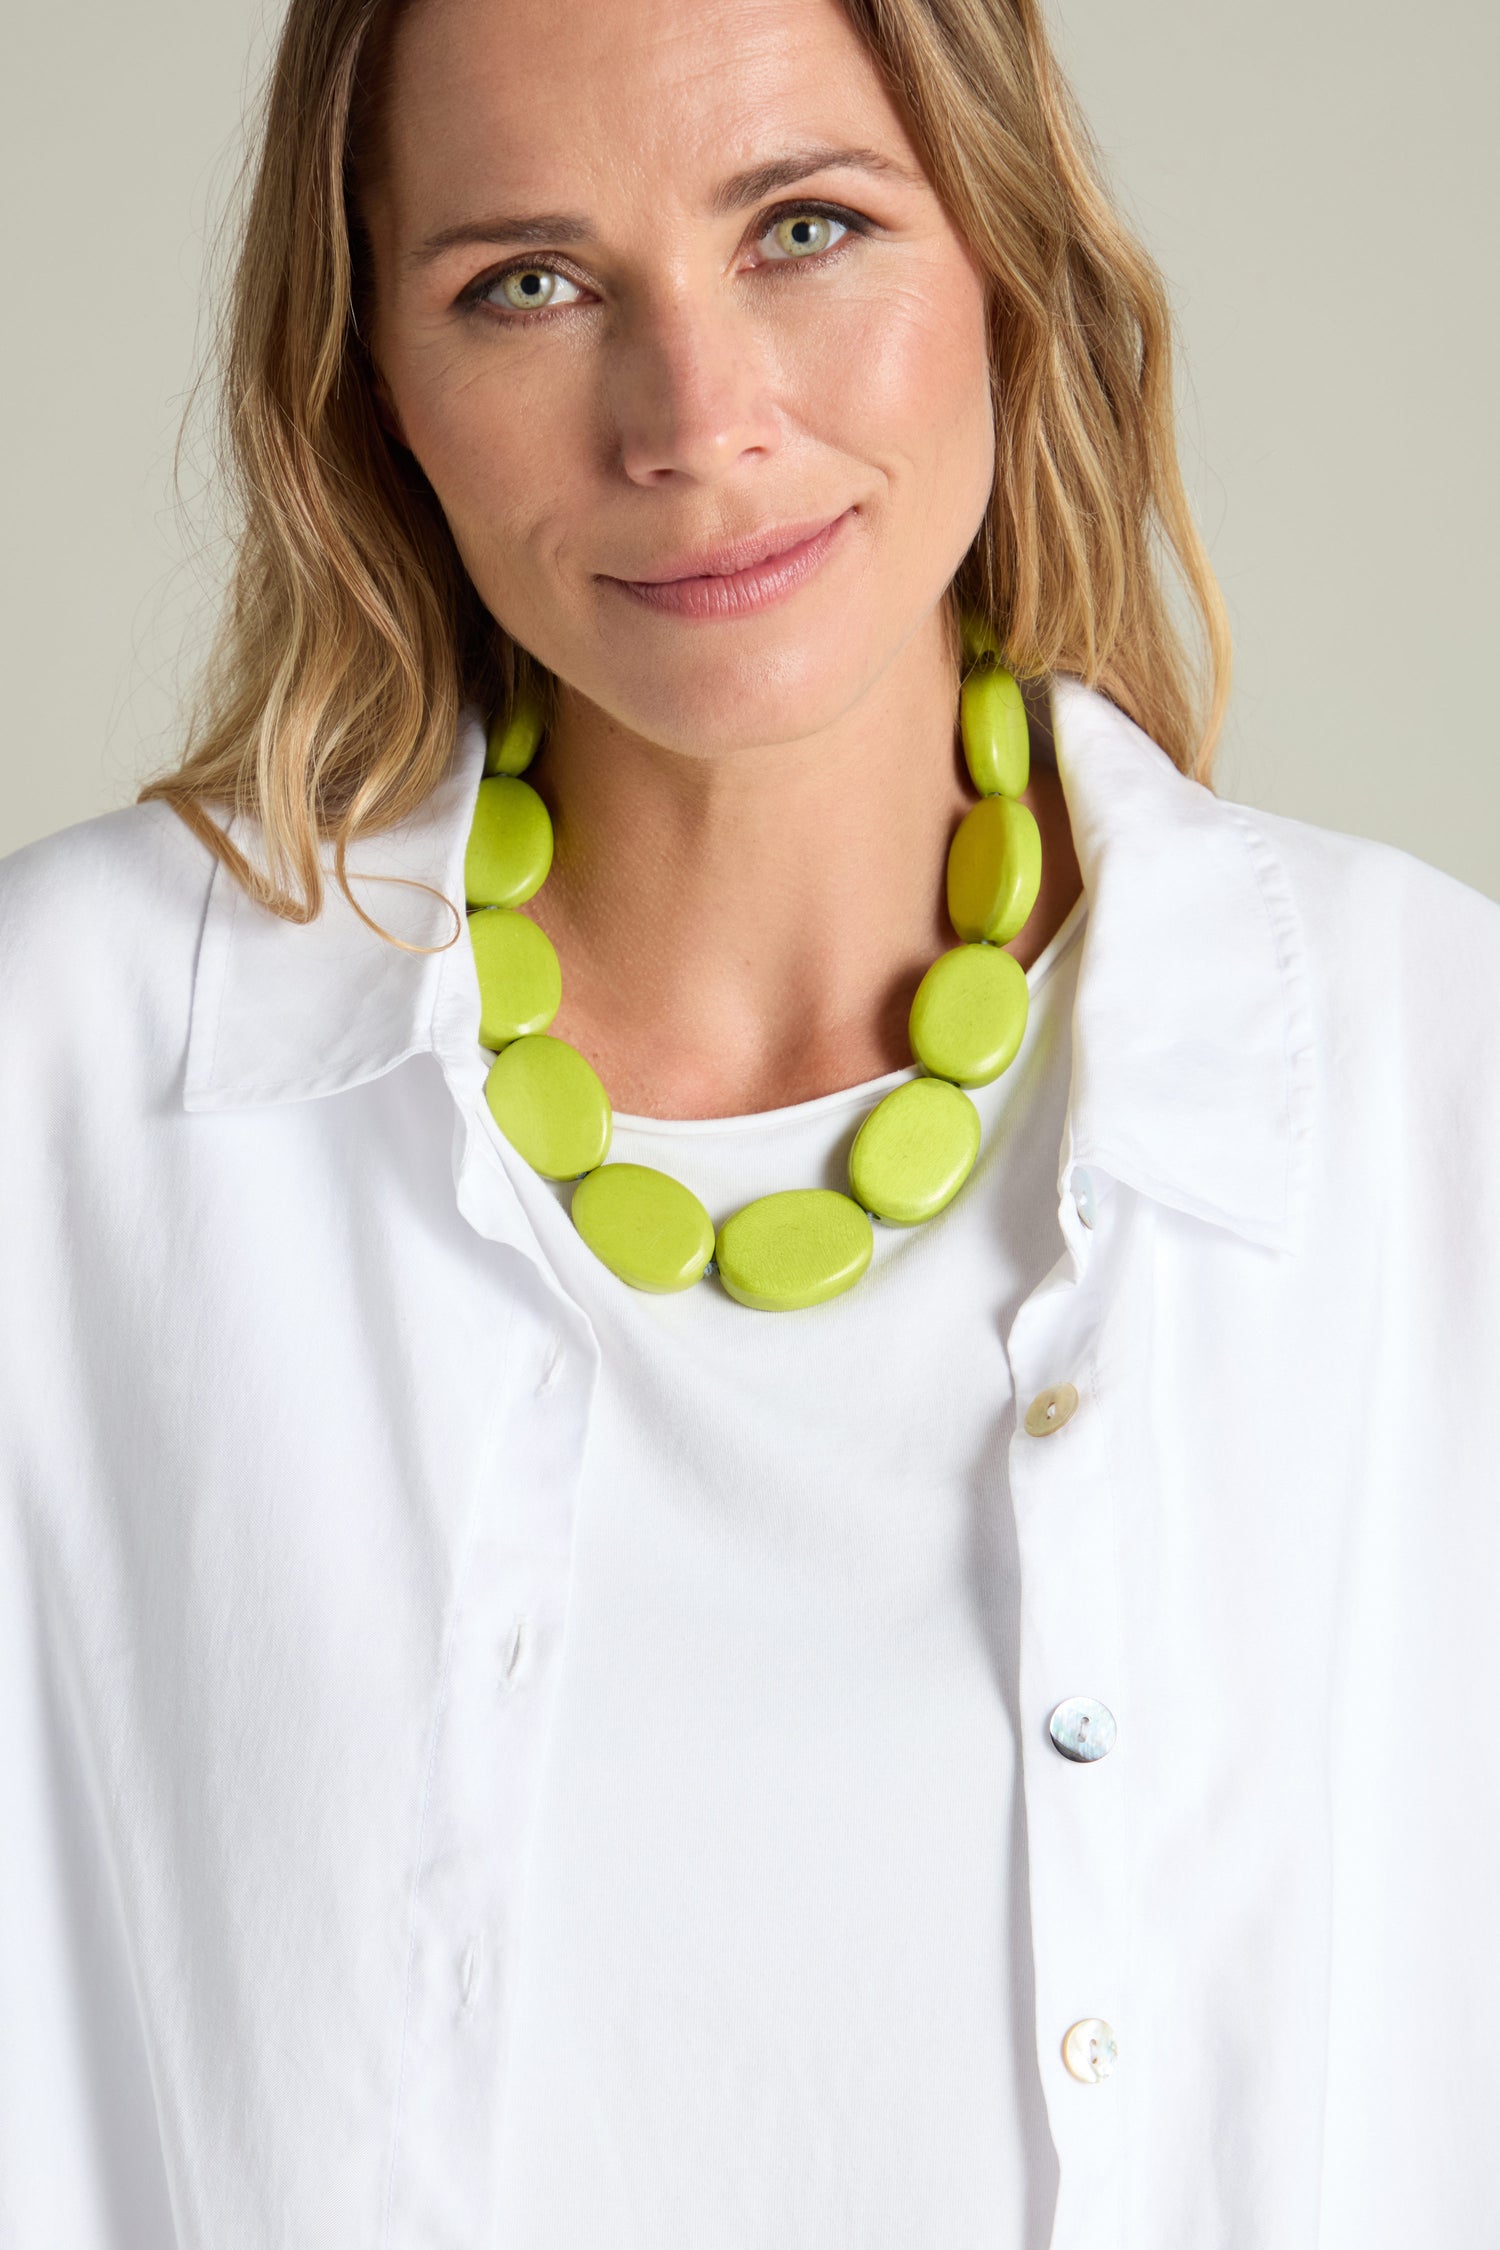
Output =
[{"x1": 606, "y1": 509, "x2": 855, "y2": 620}]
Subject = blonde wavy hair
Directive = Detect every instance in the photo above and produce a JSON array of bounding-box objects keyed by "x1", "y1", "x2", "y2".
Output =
[{"x1": 141, "y1": 0, "x2": 1231, "y2": 931}]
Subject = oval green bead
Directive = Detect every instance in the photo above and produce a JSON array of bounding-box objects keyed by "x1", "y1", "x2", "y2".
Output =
[
  {"x1": 848, "y1": 1075, "x2": 982, "y2": 1225},
  {"x1": 571, "y1": 1163, "x2": 715, "y2": 1293},
  {"x1": 483, "y1": 1034, "x2": 611, "y2": 1180},
  {"x1": 909, "y1": 943, "x2": 1029, "y2": 1086},
  {"x1": 464, "y1": 776, "x2": 554, "y2": 908},
  {"x1": 469, "y1": 907, "x2": 562, "y2": 1049},
  {"x1": 715, "y1": 1188, "x2": 873, "y2": 1312},
  {"x1": 485, "y1": 684, "x2": 545, "y2": 776},
  {"x1": 960, "y1": 661, "x2": 1030, "y2": 798},
  {"x1": 946, "y1": 795, "x2": 1042, "y2": 946}
]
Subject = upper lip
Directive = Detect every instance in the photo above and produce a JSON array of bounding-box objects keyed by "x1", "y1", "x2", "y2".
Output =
[{"x1": 604, "y1": 510, "x2": 848, "y2": 585}]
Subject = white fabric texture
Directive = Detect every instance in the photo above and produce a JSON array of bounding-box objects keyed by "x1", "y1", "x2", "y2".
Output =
[
  {"x1": 3, "y1": 678, "x2": 1500, "y2": 2250},
  {"x1": 485, "y1": 904, "x2": 1083, "y2": 2250}
]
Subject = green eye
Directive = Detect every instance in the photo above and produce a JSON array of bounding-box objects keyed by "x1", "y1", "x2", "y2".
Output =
[
  {"x1": 487, "y1": 266, "x2": 583, "y2": 312},
  {"x1": 471, "y1": 202, "x2": 861, "y2": 320},
  {"x1": 767, "y1": 211, "x2": 842, "y2": 260}
]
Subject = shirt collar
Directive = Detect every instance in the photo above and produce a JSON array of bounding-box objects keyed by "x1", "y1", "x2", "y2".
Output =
[
  {"x1": 184, "y1": 680, "x2": 1312, "y2": 1253},
  {"x1": 183, "y1": 711, "x2": 488, "y2": 1113},
  {"x1": 1050, "y1": 675, "x2": 1313, "y2": 1252}
]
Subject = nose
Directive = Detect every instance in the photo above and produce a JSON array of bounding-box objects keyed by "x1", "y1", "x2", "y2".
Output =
[{"x1": 609, "y1": 295, "x2": 782, "y2": 486}]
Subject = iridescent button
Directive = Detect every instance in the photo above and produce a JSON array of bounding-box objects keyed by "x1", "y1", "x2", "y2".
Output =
[
  {"x1": 1061, "y1": 2018, "x2": 1119, "y2": 2083},
  {"x1": 1023, "y1": 1383, "x2": 1079, "y2": 1437},
  {"x1": 1048, "y1": 1697, "x2": 1117, "y2": 1762}
]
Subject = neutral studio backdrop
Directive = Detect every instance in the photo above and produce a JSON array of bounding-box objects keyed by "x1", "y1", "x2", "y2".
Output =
[{"x1": 2, "y1": 0, "x2": 1496, "y2": 892}]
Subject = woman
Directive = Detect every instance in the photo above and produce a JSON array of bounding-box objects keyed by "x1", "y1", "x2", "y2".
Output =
[{"x1": 2, "y1": 0, "x2": 1497, "y2": 2243}]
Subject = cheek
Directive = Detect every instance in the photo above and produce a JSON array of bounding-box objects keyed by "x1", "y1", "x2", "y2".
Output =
[
  {"x1": 375, "y1": 308, "x2": 580, "y2": 621},
  {"x1": 394, "y1": 346, "x2": 558, "y2": 562},
  {"x1": 798, "y1": 264, "x2": 994, "y2": 515}
]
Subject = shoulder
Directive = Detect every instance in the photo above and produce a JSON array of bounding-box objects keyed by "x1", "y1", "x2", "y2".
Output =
[
  {"x1": 0, "y1": 795, "x2": 216, "y2": 937},
  {"x1": 1226, "y1": 794, "x2": 1500, "y2": 987},
  {"x1": 0, "y1": 801, "x2": 218, "y2": 1081},
  {"x1": 1232, "y1": 795, "x2": 1500, "y2": 955},
  {"x1": 1224, "y1": 795, "x2": 1500, "y2": 1107}
]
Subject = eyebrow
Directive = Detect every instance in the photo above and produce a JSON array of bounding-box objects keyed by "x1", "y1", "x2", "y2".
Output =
[{"x1": 409, "y1": 143, "x2": 921, "y2": 265}]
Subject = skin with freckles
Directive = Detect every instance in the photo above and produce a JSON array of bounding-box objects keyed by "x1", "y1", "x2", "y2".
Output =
[{"x1": 365, "y1": 0, "x2": 1083, "y2": 1118}]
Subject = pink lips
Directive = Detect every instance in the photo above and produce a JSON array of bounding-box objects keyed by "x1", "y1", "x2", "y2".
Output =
[{"x1": 605, "y1": 508, "x2": 855, "y2": 620}]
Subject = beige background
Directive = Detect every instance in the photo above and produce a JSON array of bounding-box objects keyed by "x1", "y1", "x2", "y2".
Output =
[{"x1": 2, "y1": 0, "x2": 1496, "y2": 893}]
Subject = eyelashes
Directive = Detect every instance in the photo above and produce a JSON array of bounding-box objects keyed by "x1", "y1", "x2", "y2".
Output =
[{"x1": 455, "y1": 200, "x2": 874, "y2": 321}]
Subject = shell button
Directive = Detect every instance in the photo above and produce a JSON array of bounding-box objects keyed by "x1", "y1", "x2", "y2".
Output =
[
  {"x1": 1023, "y1": 1382, "x2": 1079, "y2": 1437},
  {"x1": 1061, "y1": 2018, "x2": 1119, "y2": 2083},
  {"x1": 1048, "y1": 1696, "x2": 1117, "y2": 1762}
]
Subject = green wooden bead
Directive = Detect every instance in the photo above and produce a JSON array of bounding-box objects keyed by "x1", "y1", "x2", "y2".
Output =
[
  {"x1": 848, "y1": 1075, "x2": 982, "y2": 1225},
  {"x1": 909, "y1": 943, "x2": 1029, "y2": 1086},
  {"x1": 484, "y1": 684, "x2": 546, "y2": 776},
  {"x1": 469, "y1": 907, "x2": 562, "y2": 1049},
  {"x1": 715, "y1": 1188, "x2": 873, "y2": 1311},
  {"x1": 960, "y1": 611, "x2": 1003, "y2": 668},
  {"x1": 464, "y1": 777, "x2": 554, "y2": 907},
  {"x1": 946, "y1": 795, "x2": 1042, "y2": 946},
  {"x1": 960, "y1": 661, "x2": 1029, "y2": 798},
  {"x1": 483, "y1": 1034, "x2": 611, "y2": 1180},
  {"x1": 571, "y1": 1163, "x2": 715, "y2": 1292}
]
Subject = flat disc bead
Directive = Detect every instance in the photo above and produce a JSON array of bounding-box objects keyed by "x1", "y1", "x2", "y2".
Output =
[
  {"x1": 909, "y1": 943, "x2": 1029, "y2": 1086},
  {"x1": 715, "y1": 1188, "x2": 873, "y2": 1312},
  {"x1": 848, "y1": 1076, "x2": 982, "y2": 1225},
  {"x1": 571, "y1": 1163, "x2": 715, "y2": 1292},
  {"x1": 469, "y1": 907, "x2": 561, "y2": 1048},
  {"x1": 464, "y1": 776, "x2": 553, "y2": 907},
  {"x1": 484, "y1": 1034, "x2": 611, "y2": 1180},
  {"x1": 947, "y1": 795, "x2": 1042, "y2": 946},
  {"x1": 960, "y1": 661, "x2": 1030, "y2": 798},
  {"x1": 484, "y1": 685, "x2": 545, "y2": 776}
]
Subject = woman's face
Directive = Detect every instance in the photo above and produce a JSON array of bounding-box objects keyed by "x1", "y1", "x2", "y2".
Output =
[{"x1": 365, "y1": 0, "x2": 995, "y2": 756}]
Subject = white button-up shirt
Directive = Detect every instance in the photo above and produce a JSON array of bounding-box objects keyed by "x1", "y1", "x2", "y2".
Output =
[{"x1": 3, "y1": 678, "x2": 1499, "y2": 2249}]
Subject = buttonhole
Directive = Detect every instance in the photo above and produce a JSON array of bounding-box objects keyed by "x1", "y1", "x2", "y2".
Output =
[
  {"x1": 458, "y1": 1931, "x2": 485, "y2": 2014},
  {"x1": 502, "y1": 1615, "x2": 531, "y2": 1689}
]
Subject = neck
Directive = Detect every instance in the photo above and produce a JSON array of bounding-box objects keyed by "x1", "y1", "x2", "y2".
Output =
[{"x1": 519, "y1": 621, "x2": 1083, "y2": 1120}]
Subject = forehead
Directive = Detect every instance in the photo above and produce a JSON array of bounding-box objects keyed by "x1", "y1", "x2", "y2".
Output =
[{"x1": 376, "y1": 0, "x2": 914, "y2": 213}]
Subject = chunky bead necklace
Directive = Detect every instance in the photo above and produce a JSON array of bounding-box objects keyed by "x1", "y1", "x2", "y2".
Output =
[{"x1": 462, "y1": 615, "x2": 1041, "y2": 1311}]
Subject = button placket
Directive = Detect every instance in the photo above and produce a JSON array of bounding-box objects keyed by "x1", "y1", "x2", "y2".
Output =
[
  {"x1": 1006, "y1": 1203, "x2": 1139, "y2": 2246},
  {"x1": 384, "y1": 1285, "x2": 596, "y2": 2250}
]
